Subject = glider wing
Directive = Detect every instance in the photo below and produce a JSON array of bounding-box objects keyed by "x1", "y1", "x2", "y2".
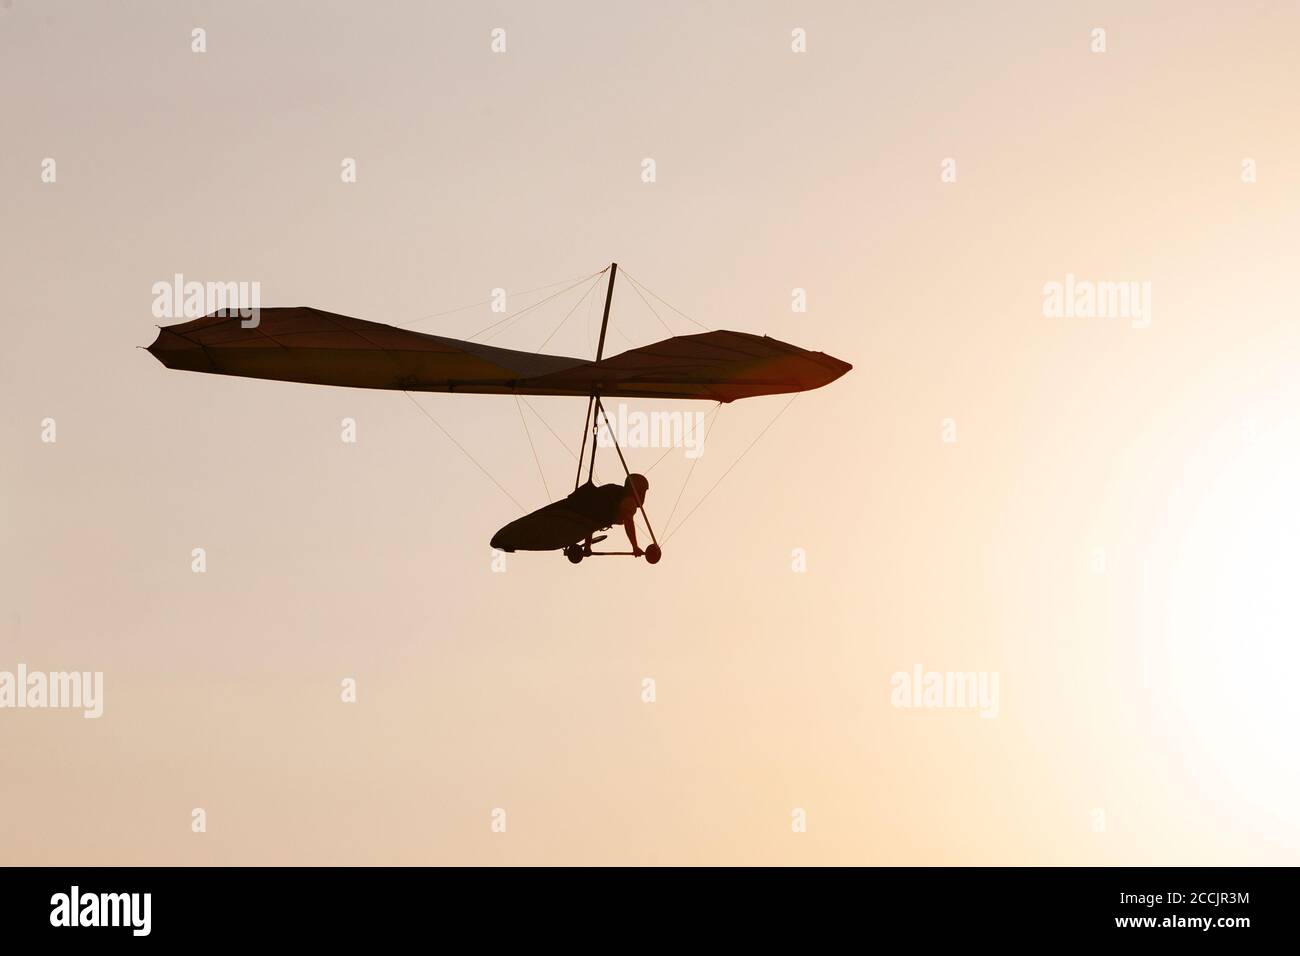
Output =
[
  {"x1": 146, "y1": 307, "x2": 587, "y2": 393},
  {"x1": 147, "y1": 309, "x2": 851, "y2": 401},
  {"x1": 526, "y1": 329, "x2": 852, "y2": 402}
]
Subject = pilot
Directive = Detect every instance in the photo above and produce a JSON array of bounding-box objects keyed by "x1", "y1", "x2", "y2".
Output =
[{"x1": 572, "y1": 473, "x2": 650, "y2": 556}]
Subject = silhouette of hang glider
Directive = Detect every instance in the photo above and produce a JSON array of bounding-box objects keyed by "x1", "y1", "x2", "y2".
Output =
[{"x1": 147, "y1": 263, "x2": 851, "y2": 565}]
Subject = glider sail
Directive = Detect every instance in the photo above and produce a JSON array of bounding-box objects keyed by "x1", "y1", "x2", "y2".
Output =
[
  {"x1": 145, "y1": 265, "x2": 853, "y2": 563},
  {"x1": 146, "y1": 306, "x2": 851, "y2": 402}
]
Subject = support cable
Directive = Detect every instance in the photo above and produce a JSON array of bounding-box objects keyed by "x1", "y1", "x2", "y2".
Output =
[
  {"x1": 403, "y1": 391, "x2": 524, "y2": 512},
  {"x1": 664, "y1": 394, "x2": 799, "y2": 542}
]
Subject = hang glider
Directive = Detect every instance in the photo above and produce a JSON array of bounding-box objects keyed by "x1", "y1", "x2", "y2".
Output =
[
  {"x1": 147, "y1": 308, "x2": 850, "y2": 403},
  {"x1": 146, "y1": 264, "x2": 852, "y2": 565}
]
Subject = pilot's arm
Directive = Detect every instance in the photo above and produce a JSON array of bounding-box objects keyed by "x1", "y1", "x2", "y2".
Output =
[
  {"x1": 624, "y1": 517, "x2": 642, "y2": 556},
  {"x1": 620, "y1": 497, "x2": 643, "y2": 557}
]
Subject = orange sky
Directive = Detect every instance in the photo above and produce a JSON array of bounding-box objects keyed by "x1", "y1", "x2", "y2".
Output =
[{"x1": 3, "y1": 0, "x2": 1300, "y2": 864}]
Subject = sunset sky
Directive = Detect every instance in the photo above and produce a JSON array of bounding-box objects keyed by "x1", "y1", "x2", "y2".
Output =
[{"x1": 3, "y1": 0, "x2": 1299, "y2": 864}]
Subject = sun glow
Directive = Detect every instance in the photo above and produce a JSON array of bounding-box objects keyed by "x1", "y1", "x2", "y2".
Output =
[{"x1": 1160, "y1": 414, "x2": 1300, "y2": 833}]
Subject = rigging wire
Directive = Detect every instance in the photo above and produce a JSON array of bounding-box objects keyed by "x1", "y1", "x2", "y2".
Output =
[
  {"x1": 397, "y1": 274, "x2": 590, "y2": 329},
  {"x1": 609, "y1": 324, "x2": 635, "y2": 350},
  {"x1": 663, "y1": 393, "x2": 799, "y2": 543},
  {"x1": 476, "y1": 269, "x2": 607, "y2": 342},
  {"x1": 535, "y1": 273, "x2": 604, "y2": 353},
  {"x1": 585, "y1": 270, "x2": 598, "y2": 354},
  {"x1": 519, "y1": 397, "x2": 579, "y2": 461},
  {"x1": 396, "y1": 264, "x2": 784, "y2": 547},
  {"x1": 619, "y1": 269, "x2": 712, "y2": 331},
  {"x1": 644, "y1": 402, "x2": 722, "y2": 474},
  {"x1": 619, "y1": 269, "x2": 675, "y2": 336},
  {"x1": 573, "y1": 393, "x2": 595, "y2": 491},
  {"x1": 402, "y1": 391, "x2": 525, "y2": 512},
  {"x1": 514, "y1": 394, "x2": 550, "y2": 502},
  {"x1": 663, "y1": 404, "x2": 722, "y2": 532}
]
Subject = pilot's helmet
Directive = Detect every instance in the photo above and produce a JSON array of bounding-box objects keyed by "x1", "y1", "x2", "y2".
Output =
[{"x1": 625, "y1": 473, "x2": 649, "y2": 502}]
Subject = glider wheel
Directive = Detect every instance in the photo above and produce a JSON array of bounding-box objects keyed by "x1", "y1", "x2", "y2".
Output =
[
  {"x1": 644, "y1": 544, "x2": 662, "y2": 565},
  {"x1": 564, "y1": 545, "x2": 584, "y2": 564}
]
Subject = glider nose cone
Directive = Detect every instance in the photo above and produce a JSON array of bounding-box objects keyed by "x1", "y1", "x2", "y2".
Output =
[
  {"x1": 489, "y1": 526, "x2": 515, "y2": 553},
  {"x1": 825, "y1": 353, "x2": 852, "y2": 382},
  {"x1": 810, "y1": 351, "x2": 852, "y2": 389},
  {"x1": 145, "y1": 328, "x2": 165, "y2": 359},
  {"x1": 146, "y1": 326, "x2": 215, "y2": 373},
  {"x1": 145, "y1": 335, "x2": 169, "y2": 365}
]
